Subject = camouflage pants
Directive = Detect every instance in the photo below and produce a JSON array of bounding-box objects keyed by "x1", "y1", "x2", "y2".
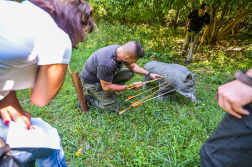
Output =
[
  {"x1": 182, "y1": 31, "x2": 200, "y2": 61},
  {"x1": 83, "y1": 67, "x2": 134, "y2": 112}
]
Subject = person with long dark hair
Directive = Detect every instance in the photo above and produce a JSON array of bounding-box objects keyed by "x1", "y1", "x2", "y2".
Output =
[{"x1": 0, "y1": 0, "x2": 94, "y2": 166}]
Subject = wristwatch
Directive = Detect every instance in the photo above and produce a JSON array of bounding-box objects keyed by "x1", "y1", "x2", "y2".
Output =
[
  {"x1": 234, "y1": 71, "x2": 252, "y2": 87},
  {"x1": 147, "y1": 72, "x2": 151, "y2": 76}
]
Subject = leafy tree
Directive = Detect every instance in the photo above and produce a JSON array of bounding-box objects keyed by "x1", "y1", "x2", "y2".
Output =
[
  {"x1": 89, "y1": 0, "x2": 251, "y2": 44},
  {"x1": 88, "y1": 0, "x2": 172, "y2": 25},
  {"x1": 13, "y1": 0, "x2": 252, "y2": 44},
  {"x1": 205, "y1": 0, "x2": 252, "y2": 44}
]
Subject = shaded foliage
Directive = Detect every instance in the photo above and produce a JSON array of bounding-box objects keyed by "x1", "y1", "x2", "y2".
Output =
[
  {"x1": 88, "y1": 0, "x2": 172, "y2": 25},
  {"x1": 13, "y1": 0, "x2": 252, "y2": 44},
  {"x1": 87, "y1": 0, "x2": 252, "y2": 44},
  {"x1": 206, "y1": 1, "x2": 252, "y2": 44}
]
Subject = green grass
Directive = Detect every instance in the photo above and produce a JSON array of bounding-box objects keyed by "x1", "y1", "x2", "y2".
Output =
[{"x1": 17, "y1": 22, "x2": 252, "y2": 166}]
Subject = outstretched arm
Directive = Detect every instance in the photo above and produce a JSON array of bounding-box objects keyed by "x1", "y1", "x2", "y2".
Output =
[
  {"x1": 125, "y1": 63, "x2": 162, "y2": 79},
  {"x1": 100, "y1": 63, "x2": 162, "y2": 92},
  {"x1": 100, "y1": 80, "x2": 143, "y2": 92},
  {"x1": 184, "y1": 18, "x2": 190, "y2": 34},
  {"x1": 201, "y1": 24, "x2": 210, "y2": 43},
  {"x1": 100, "y1": 80, "x2": 128, "y2": 92},
  {"x1": 217, "y1": 68, "x2": 252, "y2": 118}
]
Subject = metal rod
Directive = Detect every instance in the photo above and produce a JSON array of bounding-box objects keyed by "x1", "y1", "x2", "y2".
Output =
[
  {"x1": 127, "y1": 75, "x2": 168, "y2": 90},
  {"x1": 133, "y1": 89, "x2": 176, "y2": 106},
  {"x1": 119, "y1": 89, "x2": 176, "y2": 115},
  {"x1": 138, "y1": 83, "x2": 171, "y2": 103},
  {"x1": 119, "y1": 83, "x2": 173, "y2": 114},
  {"x1": 125, "y1": 82, "x2": 169, "y2": 101}
]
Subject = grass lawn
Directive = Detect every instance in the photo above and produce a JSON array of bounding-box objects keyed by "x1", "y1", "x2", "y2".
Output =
[{"x1": 17, "y1": 22, "x2": 252, "y2": 166}]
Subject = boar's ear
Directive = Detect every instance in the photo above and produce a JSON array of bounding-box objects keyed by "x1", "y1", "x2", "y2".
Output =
[{"x1": 183, "y1": 73, "x2": 192, "y2": 83}]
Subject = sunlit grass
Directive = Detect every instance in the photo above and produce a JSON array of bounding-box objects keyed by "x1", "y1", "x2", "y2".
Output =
[{"x1": 17, "y1": 22, "x2": 252, "y2": 166}]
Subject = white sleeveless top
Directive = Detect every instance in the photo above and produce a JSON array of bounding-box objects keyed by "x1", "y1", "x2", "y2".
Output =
[{"x1": 0, "y1": 0, "x2": 72, "y2": 100}]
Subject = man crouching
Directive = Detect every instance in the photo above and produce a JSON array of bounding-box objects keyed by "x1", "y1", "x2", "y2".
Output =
[{"x1": 80, "y1": 41, "x2": 162, "y2": 112}]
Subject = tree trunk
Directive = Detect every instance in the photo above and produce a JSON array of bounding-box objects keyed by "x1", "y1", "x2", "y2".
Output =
[
  {"x1": 206, "y1": 4, "x2": 220, "y2": 44},
  {"x1": 208, "y1": 3, "x2": 221, "y2": 44},
  {"x1": 217, "y1": 6, "x2": 252, "y2": 40},
  {"x1": 216, "y1": 3, "x2": 231, "y2": 32},
  {"x1": 216, "y1": 2, "x2": 248, "y2": 39},
  {"x1": 174, "y1": 6, "x2": 180, "y2": 29},
  {"x1": 185, "y1": 5, "x2": 191, "y2": 14},
  {"x1": 248, "y1": 24, "x2": 252, "y2": 33},
  {"x1": 206, "y1": 1, "x2": 252, "y2": 44},
  {"x1": 235, "y1": 21, "x2": 250, "y2": 34}
]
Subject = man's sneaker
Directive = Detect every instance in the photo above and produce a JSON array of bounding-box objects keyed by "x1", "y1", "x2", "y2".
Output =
[
  {"x1": 186, "y1": 60, "x2": 191, "y2": 65},
  {"x1": 181, "y1": 51, "x2": 186, "y2": 57}
]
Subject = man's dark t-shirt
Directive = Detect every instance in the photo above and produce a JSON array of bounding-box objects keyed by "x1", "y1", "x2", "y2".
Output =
[
  {"x1": 188, "y1": 10, "x2": 210, "y2": 33},
  {"x1": 81, "y1": 45, "x2": 124, "y2": 84}
]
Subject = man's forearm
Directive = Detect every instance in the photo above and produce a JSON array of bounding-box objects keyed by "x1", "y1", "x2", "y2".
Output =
[
  {"x1": 128, "y1": 64, "x2": 148, "y2": 76},
  {"x1": 185, "y1": 18, "x2": 190, "y2": 29},
  {"x1": 104, "y1": 84, "x2": 128, "y2": 92},
  {"x1": 100, "y1": 78, "x2": 130, "y2": 92},
  {"x1": 202, "y1": 25, "x2": 209, "y2": 37}
]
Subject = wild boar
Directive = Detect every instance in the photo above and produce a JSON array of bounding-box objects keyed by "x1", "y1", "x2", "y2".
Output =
[{"x1": 143, "y1": 61, "x2": 196, "y2": 102}]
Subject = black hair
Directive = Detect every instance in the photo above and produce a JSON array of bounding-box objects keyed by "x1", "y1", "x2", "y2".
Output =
[
  {"x1": 134, "y1": 41, "x2": 144, "y2": 58},
  {"x1": 200, "y1": 4, "x2": 208, "y2": 10}
]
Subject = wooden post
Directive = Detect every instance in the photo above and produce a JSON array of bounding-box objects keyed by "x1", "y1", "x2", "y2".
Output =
[{"x1": 68, "y1": 66, "x2": 89, "y2": 113}]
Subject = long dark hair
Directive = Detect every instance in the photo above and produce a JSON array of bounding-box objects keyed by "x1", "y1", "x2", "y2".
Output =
[{"x1": 30, "y1": 0, "x2": 94, "y2": 48}]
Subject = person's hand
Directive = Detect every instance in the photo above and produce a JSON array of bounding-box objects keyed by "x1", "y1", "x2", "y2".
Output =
[
  {"x1": 150, "y1": 73, "x2": 163, "y2": 79},
  {"x1": 217, "y1": 79, "x2": 252, "y2": 118},
  {"x1": 0, "y1": 91, "x2": 33, "y2": 130},
  {"x1": 201, "y1": 36, "x2": 204, "y2": 43},
  {"x1": 132, "y1": 81, "x2": 143, "y2": 90},
  {"x1": 184, "y1": 28, "x2": 187, "y2": 34},
  {"x1": 0, "y1": 107, "x2": 33, "y2": 130}
]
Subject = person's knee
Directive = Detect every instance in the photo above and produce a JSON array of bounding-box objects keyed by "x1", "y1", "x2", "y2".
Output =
[
  {"x1": 113, "y1": 69, "x2": 134, "y2": 85},
  {"x1": 128, "y1": 71, "x2": 134, "y2": 80},
  {"x1": 200, "y1": 144, "x2": 206, "y2": 158},
  {"x1": 200, "y1": 144, "x2": 215, "y2": 167},
  {"x1": 200, "y1": 145, "x2": 207, "y2": 166},
  {"x1": 103, "y1": 99, "x2": 120, "y2": 112},
  {"x1": 183, "y1": 40, "x2": 190, "y2": 49},
  {"x1": 122, "y1": 69, "x2": 134, "y2": 80}
]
